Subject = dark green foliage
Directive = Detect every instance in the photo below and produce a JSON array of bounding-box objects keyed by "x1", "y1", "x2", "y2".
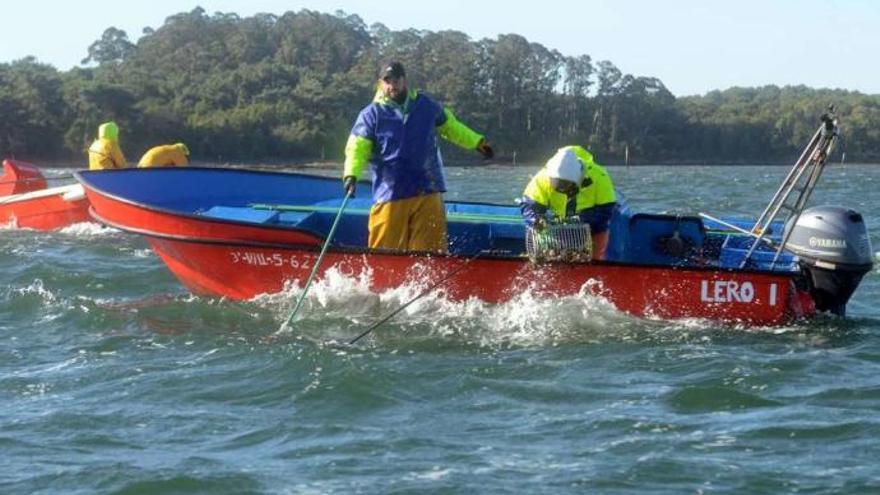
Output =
[
  {"x1": 82, "y1": 27, "x2": 135, "y2": 66},
  {"x1": 0, "y1": 57, "x2": 69, "y2": 158},
  {"x1": 1, "y1": 8, "x2": 878, "y2": 164}
]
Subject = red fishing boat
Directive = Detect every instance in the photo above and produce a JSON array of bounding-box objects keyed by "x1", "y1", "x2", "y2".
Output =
[
  {"x1": 73, "y1": 113, "x2": 873, "y2": 326},
  {"x1": 0, "y1": 159, "x2": 90, "y2": 230}
]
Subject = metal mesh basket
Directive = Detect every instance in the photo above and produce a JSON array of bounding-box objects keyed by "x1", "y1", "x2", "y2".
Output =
[{"x1": 525, "y1": 223, "x2": 592, "y2": 263}]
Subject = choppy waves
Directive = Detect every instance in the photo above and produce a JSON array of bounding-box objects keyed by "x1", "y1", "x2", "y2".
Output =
[{"x1": 3, "y1": 165, "x2": 880, "y2": 493}]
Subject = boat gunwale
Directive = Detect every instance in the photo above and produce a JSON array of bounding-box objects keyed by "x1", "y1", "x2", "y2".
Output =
[
  {"x1": 75, "y1": 167, "x2": 526, "y2": 235},
  {"x1": 0, "y1": 183, "x2": 86, "y2": 205},
  {"x1": 74, "y1": 166, "x2": 523, "y2": 213}
]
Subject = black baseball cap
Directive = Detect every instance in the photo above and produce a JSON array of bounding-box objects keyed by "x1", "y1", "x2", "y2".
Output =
[{"x1": 379, "y1": 60, "x2": 406, "y2": 80}]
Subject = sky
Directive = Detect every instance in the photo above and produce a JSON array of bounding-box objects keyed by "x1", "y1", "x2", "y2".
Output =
[{"x1": 2, "y1": 0, "x2": 878, "y2": 96}]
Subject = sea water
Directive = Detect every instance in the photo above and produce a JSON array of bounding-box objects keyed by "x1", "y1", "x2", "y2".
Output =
[{"x1": 1, "y1": 165, "x2": 879, "y2": 494}]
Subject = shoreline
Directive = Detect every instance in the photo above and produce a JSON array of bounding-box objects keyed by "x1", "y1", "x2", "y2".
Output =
[{"x1": 23, "y1": 157, "x2": 878, "y2": 169}]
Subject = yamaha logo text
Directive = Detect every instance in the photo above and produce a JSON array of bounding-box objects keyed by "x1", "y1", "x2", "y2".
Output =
[{"x1": 809, "y1": 237, "x2": 846, "y2": 248}]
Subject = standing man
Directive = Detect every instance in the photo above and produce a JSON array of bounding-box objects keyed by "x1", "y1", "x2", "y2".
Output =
[
  {"x1": 343, "y1": 60, "x2": 494, "y2": 253},
  {"x1": 138, "y1": 143, "x2": 190, "y2": 168},
  {"x1": 520, "y1": 146, "x2": 617, "y2": 260},
  {"x1": 88, "y1": 121, "x2": 127, "y2": 170}
]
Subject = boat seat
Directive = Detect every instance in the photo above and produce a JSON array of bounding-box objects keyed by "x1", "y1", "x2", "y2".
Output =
[
  {"x1": 277, "y1": 211, "x2": 311, "y2": 224},
  {"x1": 294, "y1": 198, "x2": 371, "y2": 248},
  {"x1": 627, "y1": 213, "x2": 706, "y2": 266},
  {"x1": 201, "y1": 206, "x2": 279, "y2": 224}
]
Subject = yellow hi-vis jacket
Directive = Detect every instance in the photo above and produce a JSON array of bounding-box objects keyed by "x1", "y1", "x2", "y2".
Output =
[
  {"x1": 88, "y1": 123, "x2": 127, "y2": 170},
  {"x1": 521, "y1": 146, "x2": 616, "y2": 232},
  {"x1": 138, "y1": 144, "x2": 189, "y2": 168}
]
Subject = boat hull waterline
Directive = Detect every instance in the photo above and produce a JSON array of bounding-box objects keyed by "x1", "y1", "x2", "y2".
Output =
[{"x1": 149, "y1": 237, "x2": 810, "y2": 325}]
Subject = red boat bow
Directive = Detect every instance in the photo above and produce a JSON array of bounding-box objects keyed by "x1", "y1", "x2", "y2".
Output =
[{"x1": 1, "y1": 160, "x2": 90, "y2": 230}]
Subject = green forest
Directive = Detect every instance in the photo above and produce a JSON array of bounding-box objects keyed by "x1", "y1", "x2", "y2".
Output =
[{"x1": 1, "y1": 7, "x2": 879, "y2": 165}]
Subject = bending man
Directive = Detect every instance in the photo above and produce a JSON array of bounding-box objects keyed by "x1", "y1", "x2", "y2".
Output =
[
  {"x1": 520, "y1": 146, "x2": 617, "y2": 260},
  {"x1": 343, "y1": 60, "x2": 493, "y2": 252},
  {"x1": 138, "y1": 143, "x2": 190, "y2": 168}
]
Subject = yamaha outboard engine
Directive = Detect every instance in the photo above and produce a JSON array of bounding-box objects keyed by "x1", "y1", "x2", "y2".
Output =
[{"x1": 785, "y1": 206, "x2": 874, "y2": 315}]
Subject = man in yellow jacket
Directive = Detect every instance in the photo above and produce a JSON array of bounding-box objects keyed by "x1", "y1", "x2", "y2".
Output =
[
  {"x1": 138, "y1": 143, "x2": 190, "y2": 168},
  {"x1": 88, "y1": 122, "x2": 127, "y2": 170},
  {"x1": 521, "y1": 146, "x2": 617, "y2": 260}
]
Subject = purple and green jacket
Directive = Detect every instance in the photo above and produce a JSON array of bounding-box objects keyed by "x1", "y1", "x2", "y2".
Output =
[{"x1": 343, "y1": 89, "x2": 484, "y2": 204}]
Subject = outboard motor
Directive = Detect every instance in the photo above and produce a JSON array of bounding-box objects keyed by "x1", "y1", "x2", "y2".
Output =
[{"x1": 785, "y1": 206, "x2": 874, "y2": 316}]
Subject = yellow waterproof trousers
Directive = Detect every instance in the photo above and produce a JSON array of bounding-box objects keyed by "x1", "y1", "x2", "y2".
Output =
[{"x1": 368, "y1": 192, "x2": 447, "y2": 252}]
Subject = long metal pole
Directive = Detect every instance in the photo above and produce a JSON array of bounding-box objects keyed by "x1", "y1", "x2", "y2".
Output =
[
  {"x1": 279, "y1": 192, "x2": 352, "y2": 332},
  {"x1": 769, "y1": 132, "x2": 837, "y2": 266},
  {"x1": 750, "y1": 127, "x2": 821, "y2": 233},
  {"x1": 738, "y1": 123, "x2": 830, "y2": 268}
]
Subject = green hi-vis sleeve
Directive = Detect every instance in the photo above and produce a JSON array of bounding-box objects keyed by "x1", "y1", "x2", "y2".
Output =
[
  {"x1": 343, "y1": 135, "x2": 373, "y2": 179},
  {"x1": 591, "y1": 164, "x2": 617, "y2": 204},
  {"x1": 437, "y1": 108, "x2": 483, "y2": 150},
  {"x1": 571, "y1": 145, "x2": 616, "y2": 204}
]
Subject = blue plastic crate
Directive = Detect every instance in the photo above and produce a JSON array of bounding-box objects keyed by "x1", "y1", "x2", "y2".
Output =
[{"x1": 718, "y1": 235, "x2": 798, "y2": 271}]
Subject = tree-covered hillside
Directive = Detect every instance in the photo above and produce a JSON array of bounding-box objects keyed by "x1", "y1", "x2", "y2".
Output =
[{"x1": 1, "y1": 8, "x2": 878, "y2": 164}]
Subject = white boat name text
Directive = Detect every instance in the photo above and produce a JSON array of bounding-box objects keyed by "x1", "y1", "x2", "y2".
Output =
[{"x1": 700, "y1": 280, "x2": 777, "y2": 305}]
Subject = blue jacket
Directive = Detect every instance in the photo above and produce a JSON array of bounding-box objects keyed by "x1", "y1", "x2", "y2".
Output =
[{"x1": 344, "y1": 90, "x2": 483, "y2": 204}]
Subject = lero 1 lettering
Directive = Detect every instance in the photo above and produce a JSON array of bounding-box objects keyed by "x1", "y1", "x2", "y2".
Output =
[{"x1": 700, "y1": 280, "x2": 757, "y2": 304}]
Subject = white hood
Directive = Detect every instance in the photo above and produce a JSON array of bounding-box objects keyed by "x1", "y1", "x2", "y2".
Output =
[{"x1": 545, "y1": 148, "x2": 583, "y2": 184}]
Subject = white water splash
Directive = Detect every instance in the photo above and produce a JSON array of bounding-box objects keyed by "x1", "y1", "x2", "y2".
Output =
[
  {"x1": 12, "y1": 279, "x2": 58, "y2": 303},
  {"x1": 59, "y1": 222, "x2": 117, "y2": 237},
  {"x1": 405, "y1": 466, "x2": 453, "y2": 481},
  {"x1": 13, "y1": 355, "x2": 85, "y2": 379},
  {"x1": 255, "y1": 265, "x2": 381, "y2": 322},
  {"x1": 254, "y1": 268, "x2": 639, "y2": 346},
  {"x1": 259, "y1": 268, "x2": 825, "y2": 347},
  {"x1": 446, "y1": 283, "x2": 635, "y2": 347},
  {"x1": 0, "y1": 216, "x2": 19, "y2": 230}
]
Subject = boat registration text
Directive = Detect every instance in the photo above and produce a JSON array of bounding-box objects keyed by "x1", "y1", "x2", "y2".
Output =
[{"x1": 229, "y1": 251, "x2": 312, "y2": 269}]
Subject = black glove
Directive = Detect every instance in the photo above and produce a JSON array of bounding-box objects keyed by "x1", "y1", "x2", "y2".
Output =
[
  {"x1": 343, "y1": 176, "x2": 357, "y2": 197},
  {"x1": 476, "y1": 139, "x2": 494, "y2": 160}
]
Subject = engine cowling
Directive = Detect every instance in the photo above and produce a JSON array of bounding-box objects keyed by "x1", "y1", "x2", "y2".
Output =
[{"x1": 784, "y1": 206, "x2": 873, "y2": 316}]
